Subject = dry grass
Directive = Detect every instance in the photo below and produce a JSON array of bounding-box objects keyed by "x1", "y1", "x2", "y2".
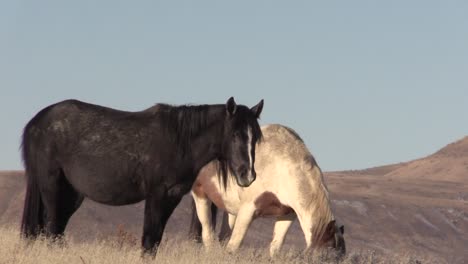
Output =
[{"x1": 0, "y1": 226, "x2": 432, "y2": 264}]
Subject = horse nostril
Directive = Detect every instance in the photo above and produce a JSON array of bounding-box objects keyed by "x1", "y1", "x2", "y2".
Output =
[{"x1": 237, "y1": 165, "x2": 248, "y2": 176}]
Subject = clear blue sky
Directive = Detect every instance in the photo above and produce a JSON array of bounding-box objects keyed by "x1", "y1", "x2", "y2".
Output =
[{"x1": 1, "y1": 1, "x2": 467, "y2": 171}]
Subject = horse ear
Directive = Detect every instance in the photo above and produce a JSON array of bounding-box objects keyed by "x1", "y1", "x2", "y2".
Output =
[
  {"x1": 340, "y1": 225, "x2": 344, "y2": 234},
  {"x1": 226, "y1": 97, "x2": 237, "y2": 116},
  {"x1": 250, "y1": 99, "x2": 264, "y2": 118}
]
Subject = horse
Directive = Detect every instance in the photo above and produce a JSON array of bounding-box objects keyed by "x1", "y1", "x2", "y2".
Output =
[
  {"x1": 189, "y1": 124, "x2": 345, "y2": 257},
  {"x1": 20, "y1": 97, "x2": 264, "y2": 255}
]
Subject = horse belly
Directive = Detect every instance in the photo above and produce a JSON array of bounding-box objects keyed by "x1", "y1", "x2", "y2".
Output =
[
  {"x1": 254, "y1": 191, "x2": 294, "y2": 217},
  {"x1": 63, "y1": 165, "x2": 145, "y2": 205}
]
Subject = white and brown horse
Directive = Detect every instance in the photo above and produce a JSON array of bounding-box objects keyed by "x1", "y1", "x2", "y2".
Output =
[{"x1": 190, "y1": 124, "x2": 345, "y2": 257}]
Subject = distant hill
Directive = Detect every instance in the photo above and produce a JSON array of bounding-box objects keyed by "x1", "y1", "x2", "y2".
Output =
[
  {"x1": 384, "y1": 136, "x2": 468, "y2": 182},
  {"x1": 1, "y1": 136, "x2": 467, "y2": 263},
  {"x1": 336, "y1": 163, "x2": 405, "y2": 176}
]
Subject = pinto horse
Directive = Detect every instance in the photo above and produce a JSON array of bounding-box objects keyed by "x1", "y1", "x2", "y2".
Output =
[
  {"x1": 20, "y1": 97, "x2": 263, "y2": 254},
  {"x1": 189, "y1": 124, "x2": 345, "y2": 257}
]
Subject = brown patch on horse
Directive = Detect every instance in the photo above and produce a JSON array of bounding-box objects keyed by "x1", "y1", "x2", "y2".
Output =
[
  {"x1": 254, "y1": 192, "x2": 293, "y2": 217},
  {"x1": 192, "y1": 164, "x2": 226, "y2": 210}
]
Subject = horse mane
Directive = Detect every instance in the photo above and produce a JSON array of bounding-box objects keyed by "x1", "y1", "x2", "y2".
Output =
[
  {"x1": 143, "y1": 103, "x2": 171, "y2": 114},
  {"x1": 310, "y1": 171, "x2": 335, "y2": 247},
  {"x1": 216, "y1": 158, "x2": 230, "y2": 190},
  {"x1": 154, "y1": 103, "x2": 218, "y2": 158},
  {"x1": 299, "y1": 155, "x2": 336, "y2": 248},
  {"x1": 149, "y1": 103, "x2": 232, "y2": 187}
]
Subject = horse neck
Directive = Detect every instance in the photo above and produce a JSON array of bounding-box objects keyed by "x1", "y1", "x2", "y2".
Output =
[
  {"x1": 307, "y1": 165, "x2": 335, "y2": 245},
  {"x1": 189, "y1": 107, "x2": 226, "y2": 175}
]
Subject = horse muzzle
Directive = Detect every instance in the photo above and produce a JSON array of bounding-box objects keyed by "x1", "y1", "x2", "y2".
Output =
[{"x1": 235, "y1": 167, "x2": 256, "y2": 187}]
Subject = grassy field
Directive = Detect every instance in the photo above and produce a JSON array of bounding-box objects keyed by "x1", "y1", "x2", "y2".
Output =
[{"x1": 0, "y1": 226, "x2": 431, "y2": 264}]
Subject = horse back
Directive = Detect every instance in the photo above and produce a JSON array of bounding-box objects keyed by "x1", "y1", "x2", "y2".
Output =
[{"x1": 21, "y1": 100, "x2": 179, "y2": 205}]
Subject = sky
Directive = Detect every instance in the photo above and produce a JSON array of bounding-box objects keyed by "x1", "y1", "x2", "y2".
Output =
[{"x1": 0, "y1": 1, "x2": 467, "y2": 171}]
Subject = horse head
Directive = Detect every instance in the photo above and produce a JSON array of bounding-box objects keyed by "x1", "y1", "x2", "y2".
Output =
[
  {"x1": 320, "y1": 220, "x2": 346, "y2": 258},
  {"x1": 221, "y1": 97, "x2": 263, "y2": 187}
]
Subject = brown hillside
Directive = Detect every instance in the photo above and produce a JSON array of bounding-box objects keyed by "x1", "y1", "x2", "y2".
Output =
[
  {"x1": 337, "y1": 163, "x2": 405, "y2": 176},
  {"x1": 434, "y1": 136, "x2": 468, "y2": 158},
  {"x1": 385, "y1": 136, "x2": 468, "y2": 182}
]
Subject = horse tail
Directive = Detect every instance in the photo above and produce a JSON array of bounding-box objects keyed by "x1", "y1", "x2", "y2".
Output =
[
  {"x1": 20, "y1": 105, "x2": 54, "y2": 238},
  {"x1": 20, "y1": 162, "x2": 44, "y2": 238}
]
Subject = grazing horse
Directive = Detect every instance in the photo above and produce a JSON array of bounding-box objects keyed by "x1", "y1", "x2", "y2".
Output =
[
  {"x1": 189, "y1": 124, "x2": 345, "y2": 257},
  {"x1": 20, "y1": 97, "x2": 264, "y2": 254}
]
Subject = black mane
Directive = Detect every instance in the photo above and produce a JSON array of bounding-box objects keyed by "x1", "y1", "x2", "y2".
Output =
[{"x1": 156, "y1": 104, "x2": 220, "y2": 158}]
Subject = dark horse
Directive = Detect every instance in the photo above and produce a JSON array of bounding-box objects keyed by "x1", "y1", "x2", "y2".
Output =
[{"x1": 21, "y1": 97, "x2": 263, "y2": 254}]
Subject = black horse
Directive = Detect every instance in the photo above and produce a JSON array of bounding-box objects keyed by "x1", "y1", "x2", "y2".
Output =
[{"x1": 21, "y1": 97, "x2": 263, "y2": 254}]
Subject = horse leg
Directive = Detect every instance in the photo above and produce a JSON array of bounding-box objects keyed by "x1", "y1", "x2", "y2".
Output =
[
  {"x1": 188, "y1": 199, "x2": 202, "y2": 242},
  {"x1": 228, "y1": 213, "x2": 236, "y2": 230},
  {"x1": 141, "y1": 187, "x2": 182, "y2": 256},
  {"x1": 191, "y1": 191, "x2": 216, "y2": 249},
  {"x1": 39, "y1": 168, "x2": 64, "y2": 238},
  {"x1": 189, "y1": 198, "x2": 218, "y2": 243},
  {"x1": 296, "y1": 210, "x2": 314, "y2": 253},
  {"x1": 54, "y1": 175, "x2": 84, "y2": 236},
  {"x1": 210, "y1": 203, "x2": 217, "y2": 231},
  {"x1": 225, "y1": 204, "x2": 255, "y2": 253},
  {"x1": 218, "y1": 211, "x2": 233, "y2": 242},
  {"x1": 40, "y1": 169, "x2": 84, "y2": 239},
  {"x1": 269, "y1": 214, "x2": 295, "y2": 257}
]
